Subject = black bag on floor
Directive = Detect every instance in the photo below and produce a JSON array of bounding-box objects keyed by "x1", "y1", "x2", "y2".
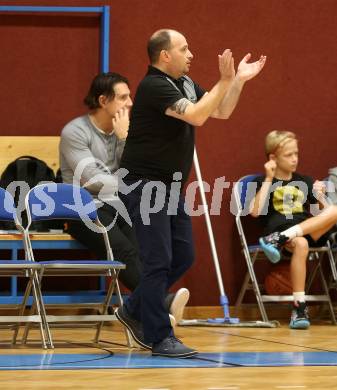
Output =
[{"x1": 0, "y1": 155, "x2": 63, "y2": 231}]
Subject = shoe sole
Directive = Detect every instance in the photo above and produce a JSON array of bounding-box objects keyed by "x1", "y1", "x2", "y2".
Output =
[
  {"x1": 259, "y1": 238, "x2": 281, "y2": 263},
  {"x1": 115, "y1": 309, "x2": 152, "y2": 350},
  {"x1": 169, "y1": 314, "x2": 177, "y2": 328},
  {"x1": 170, "y1": 288, "x2": 190, "y2": 324},
  {"x1": 152, "y1": 350, "x2": 198, "y2": 358}
]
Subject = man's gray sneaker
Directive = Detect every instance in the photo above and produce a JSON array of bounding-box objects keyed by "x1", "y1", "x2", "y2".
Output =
[
  {"x1": 115, "y1": 305, "x2": 152, "y2": 350},
  {"x1": 152, "y1": 336, "x2": 198, "y2": 358}
]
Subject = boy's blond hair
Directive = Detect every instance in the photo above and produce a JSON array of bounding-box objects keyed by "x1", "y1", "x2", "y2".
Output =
[{"x1": 265, "y1": 130, "x2": 297, "y2": 156}]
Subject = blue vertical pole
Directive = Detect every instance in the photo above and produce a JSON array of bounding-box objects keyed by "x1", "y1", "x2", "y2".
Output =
[
  {"x1": 100, "y1": 6, "x2": 110, "y2": 72},
  {"x1": 100, "y1": 6, "x2": 110, "y2": 292}
]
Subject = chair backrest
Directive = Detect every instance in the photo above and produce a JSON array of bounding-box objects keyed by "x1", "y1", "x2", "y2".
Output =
[
  {"x1": 25, "y1": 183, "x2": 98, "y2": 224},
  {"x1": 232, "y1": 174, "x2": 264, "y2": 252},
  {"x1": 25, "y1": 183, "x2": 114, "y2": 261},
  {"x1": 232, "y1": 174, "x2": 260, "y2": 215},
  {"x1": 0, "y1": 187, "x2": 19, "y2": 224}
]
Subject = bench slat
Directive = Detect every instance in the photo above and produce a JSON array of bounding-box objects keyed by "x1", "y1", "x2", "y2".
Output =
[{"x1": 0, "y1": 136, "x2": 60, "y2": 174}]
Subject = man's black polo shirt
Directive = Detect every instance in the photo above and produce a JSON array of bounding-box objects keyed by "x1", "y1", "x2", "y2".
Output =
[{"x1": 120, "y1": 66, "x2": 205, "y2": 185}]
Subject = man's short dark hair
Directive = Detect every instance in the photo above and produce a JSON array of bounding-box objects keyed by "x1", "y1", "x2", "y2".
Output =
[
  {"x1": 147, "y1": 30, "x2": 172, "y2": 64},
  {"x1": 84, "y1": 72, "x2": 129, "y2": 109}
]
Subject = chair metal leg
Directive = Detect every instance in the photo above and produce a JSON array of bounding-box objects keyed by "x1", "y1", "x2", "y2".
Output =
[
  {"x1": 12, "y1": 277, "x2": 33, "y2": 345},
  {"x1": 30, "y1": 277, "x2": 47, "y2": 349},
  {"x1": 22, "y1": 270, "x2": 53, "y2": 349},
  {"x1": 93, "y1": 272, "x2": 117, "y2": 343},
  {"x1": 242, "y1": 249, "x2": 269, "y2": 322},
  {"x1": 235, "y1": 270, "x2": 251, "y2": 307},
  {"x1": 306, "y1": 251, "x2": 323, "y2": 293},
  {"x1": 93, "y1": 271, "x2": 133, "y2": 348},
  {"x1": 318, "y1": 262, "x2": 337, "y2": 324},
  {"x1": 34, "y1": 270, "x2": 54, "y2": 348},
  {"x1": 327, "y1": 241, "x2": 337, "y2": 281}
]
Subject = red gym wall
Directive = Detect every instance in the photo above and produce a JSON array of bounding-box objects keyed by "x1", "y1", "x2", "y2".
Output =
[{"x1": 1, "y1": 0, "x2": 336, "y2": 305}]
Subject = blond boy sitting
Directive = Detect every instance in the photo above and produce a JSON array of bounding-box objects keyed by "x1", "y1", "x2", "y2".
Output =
[{"x1": 250, "y1": 130, "x2": 337, "y2": 329}]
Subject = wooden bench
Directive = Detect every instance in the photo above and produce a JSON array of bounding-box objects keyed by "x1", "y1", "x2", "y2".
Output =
[
  {"x1": 0, "y1": 136, "x2": 106, "y2": 305},
  {"x1": 0, "y1": 136, "x2": 60, "y2": 174}
]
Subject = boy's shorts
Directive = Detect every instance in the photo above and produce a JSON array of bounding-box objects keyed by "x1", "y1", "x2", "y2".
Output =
[{"x1": 304, "y1": 231, "x2": 333, "y2": 247}]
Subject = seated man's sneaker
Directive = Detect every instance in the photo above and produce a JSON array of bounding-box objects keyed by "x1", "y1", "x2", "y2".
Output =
[
  {"x1": 259, "y1": 231, "x2": 288, "y2": 263},
  {"x1": 115, "y1": 305, "x2": 152, "y2": 350},
  {"x1": 152, "y1": 336, "x2": 198, "y2": 358},
  {"x1": 289, "y1": 301, "x2": 310, "y2": 330},
  {"x1": 168, "y1": 288, "x2": 190, "y2": 325}
]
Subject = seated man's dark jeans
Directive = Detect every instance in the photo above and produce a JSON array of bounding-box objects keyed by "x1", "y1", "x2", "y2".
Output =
[{"x1": 67, "y1": 202, "x2": 142, "y2": 292}]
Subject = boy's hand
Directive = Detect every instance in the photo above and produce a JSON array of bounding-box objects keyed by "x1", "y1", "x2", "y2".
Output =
[
  {"x1": 313, "y1": 180, "x2": 326, "y2": 198},
  {"x1": 264, "y1": 159, "x2": 276, "y2": 180},
  {"x1": 112, "y1": 108, "x2": 129, "y2": 140}
]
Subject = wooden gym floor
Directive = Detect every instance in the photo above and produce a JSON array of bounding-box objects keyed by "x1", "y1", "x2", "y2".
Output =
[{"x1": 0, "y1": 317, "x2": 337, "y2": 389}]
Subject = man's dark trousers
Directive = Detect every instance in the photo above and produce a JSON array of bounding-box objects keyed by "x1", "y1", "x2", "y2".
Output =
[{"x1": 120, "y1": 180, "x2": 195, "y2": 344}]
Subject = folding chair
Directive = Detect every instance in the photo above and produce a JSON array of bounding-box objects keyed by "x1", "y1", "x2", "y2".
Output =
[
  {"x1": 323, "y1": 179, "x2": 337, "y2": 283},
  {"x1": 0, "y1": 187, "x2": 51, "y2": 348},
  {"x1": 22, "y1": 183, "x2": 128, "y2": 348},
  {"x1": 233, "y1": 174, "x2": 336, "y2": 324},
  {"x1": 324, "y1": 236, "x2": 337, "y2": 320}
]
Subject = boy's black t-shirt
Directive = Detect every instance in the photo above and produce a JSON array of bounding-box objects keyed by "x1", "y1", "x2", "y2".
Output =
[{"x1": 254, "y1": 172, "x2": 317, "y2": 235}]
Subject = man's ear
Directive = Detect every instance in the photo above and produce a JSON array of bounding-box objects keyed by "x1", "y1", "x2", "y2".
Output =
[
  {"x1": 98, "y1": 95, "x2": 107, "y2": 108},
  {"x1": 160, "y1": 49, "x2": 170, "y2": 63},
  {"x1": 269, "y1": 153, "x2": 276, "y2": 161}
]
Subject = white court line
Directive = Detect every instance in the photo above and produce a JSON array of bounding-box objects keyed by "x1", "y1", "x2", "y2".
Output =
[{"x1": 208, "y1": 387, "x2": 240, "y2": 390}]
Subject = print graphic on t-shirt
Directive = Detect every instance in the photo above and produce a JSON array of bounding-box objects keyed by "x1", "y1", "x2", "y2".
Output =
[{"x1": 272, "y1": 185, "x2": 304, "y2": 215}]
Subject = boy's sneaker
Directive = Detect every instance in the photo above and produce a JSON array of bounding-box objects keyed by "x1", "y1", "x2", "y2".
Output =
[
  {"x1": 115, "y1": 305, "x2": 152, "y2": 350},
  {"x1": 289, "y1": 302, "x2": 310, "y2": 330},
  {"x1": 259, "y1": 232, "x2": 288, "y2": 263},
  {"x1": 152, "y1": 336, "x2": 198, "y2": 358}
]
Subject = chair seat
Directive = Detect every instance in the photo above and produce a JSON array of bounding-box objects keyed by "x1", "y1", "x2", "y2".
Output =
[
  {"x1": 38, "y1": 260, "x2": 125, "y2": 269},
  {"x1": 248, "y1": 245, "x2": 262, "y2": 252},
  {"x1": 0, "y1": 260, "x2": 41, "y2": 269},
  {"x1": 247, "y1": 244, "x2": 330, "y2": 254}
]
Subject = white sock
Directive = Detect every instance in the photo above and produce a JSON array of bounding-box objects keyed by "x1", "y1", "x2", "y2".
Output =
[
  {"x1": 293, "y1": 291, "x2": 305, "y2": 303},
  {"x1": 282, "y1": 225, "x2": 303, "y2": 240}
]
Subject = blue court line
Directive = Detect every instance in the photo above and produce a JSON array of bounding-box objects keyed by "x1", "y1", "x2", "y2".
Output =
[{"x1": 1, "y1": 351, "x2": 337, "y2": 370}]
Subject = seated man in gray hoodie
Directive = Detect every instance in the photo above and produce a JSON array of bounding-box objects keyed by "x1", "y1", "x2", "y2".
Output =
[{"x1": 59, "y1": 72, "x2": 189, "y2": 326}]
